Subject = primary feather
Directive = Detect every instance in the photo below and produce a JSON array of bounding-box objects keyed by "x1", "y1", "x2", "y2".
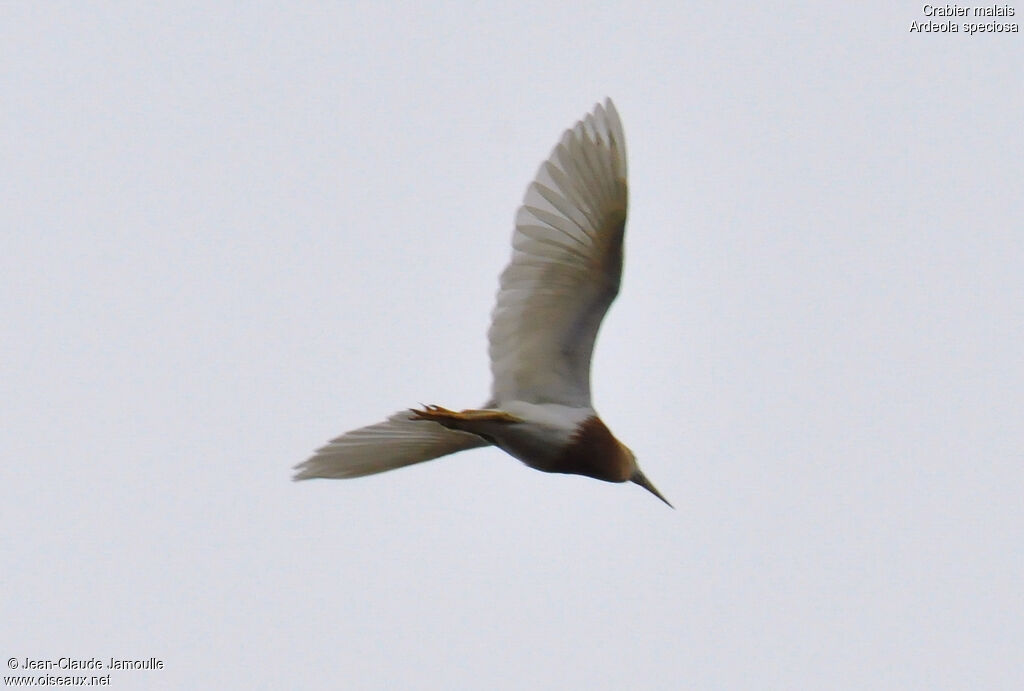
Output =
[
  {"x1": 293, "y1": 411, "x2": 487, "y2": 479},
  {"x1": 488, "y1": 99, "x2": 628, "y2": 408}
]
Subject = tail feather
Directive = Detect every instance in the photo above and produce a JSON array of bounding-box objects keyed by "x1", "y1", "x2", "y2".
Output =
[{"x1": 293, "y1": 410, "x2": 488, "y2": 480}]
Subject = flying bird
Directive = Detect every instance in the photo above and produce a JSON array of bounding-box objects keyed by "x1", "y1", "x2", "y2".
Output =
[{"x1": 294, "y1": 99, "x2": 672, "y2": 507}]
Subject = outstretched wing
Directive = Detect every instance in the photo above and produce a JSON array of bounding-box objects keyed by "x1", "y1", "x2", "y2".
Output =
[
  {"x1": 293, "y1": 412, "x2": 488, "y2": 480},
  {"x1": 487, "y1": 99, "x2": 628, "y2": 407}
]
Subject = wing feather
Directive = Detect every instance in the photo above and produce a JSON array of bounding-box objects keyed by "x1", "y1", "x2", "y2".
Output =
[
  {"x1": 487, "y1": 99, "x2": 628, "y2": 407},
  {"x1": 293, "y1": 412, "x2": 487, "y2": 480}
]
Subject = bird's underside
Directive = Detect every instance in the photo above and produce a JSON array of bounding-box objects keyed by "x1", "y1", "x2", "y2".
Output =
[{"x1": 293, "y1": 99, "x2": 672, "y2": 507}]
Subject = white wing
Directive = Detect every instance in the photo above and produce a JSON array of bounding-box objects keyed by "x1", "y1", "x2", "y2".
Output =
[
  {"x1": 293, "y1": 412, "x2": 488, "y2": 480},
  {"x1": 488, "y1": 99, "x2": 628, "y2": 407}
]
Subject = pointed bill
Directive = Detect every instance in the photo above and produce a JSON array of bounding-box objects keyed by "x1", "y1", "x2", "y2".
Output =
[{"x1": 631, "y1": 470, "x2": 674, "y2": 509}]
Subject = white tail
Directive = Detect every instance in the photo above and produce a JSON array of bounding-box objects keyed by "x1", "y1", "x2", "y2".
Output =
[{"x1": 293, "y1": 411, "x2": 489, "y2": 480}]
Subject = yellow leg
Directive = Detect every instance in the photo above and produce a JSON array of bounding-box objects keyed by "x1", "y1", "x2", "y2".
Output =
[{"x1": 409, "y1": 404, "x2": 522, "y2": 424}]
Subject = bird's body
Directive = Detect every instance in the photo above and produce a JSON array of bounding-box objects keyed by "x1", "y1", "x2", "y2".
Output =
[{"x1": 294, "y1": 99, "x2": 671, "y2": 507}]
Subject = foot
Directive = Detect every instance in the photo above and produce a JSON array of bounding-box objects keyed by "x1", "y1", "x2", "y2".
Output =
[{"x1": 409, "y1": 405, "x2": 522, "y2": 424}]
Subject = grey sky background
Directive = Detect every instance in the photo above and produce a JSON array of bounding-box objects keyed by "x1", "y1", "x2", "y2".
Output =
[{"x1": 3, "y1": 3, "x2": 1021, "y2": 689}]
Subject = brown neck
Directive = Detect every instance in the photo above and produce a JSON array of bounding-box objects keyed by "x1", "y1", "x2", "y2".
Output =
[{"x1": 551, "y1": 416, "x2": 634, "y2": 483}]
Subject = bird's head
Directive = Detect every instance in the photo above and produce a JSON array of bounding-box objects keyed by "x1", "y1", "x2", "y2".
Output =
[{"x1": 559, "y1": 417, "x2": 673, "y2": 508}]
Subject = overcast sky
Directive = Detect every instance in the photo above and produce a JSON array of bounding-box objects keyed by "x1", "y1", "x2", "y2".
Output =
[{"x1": 3, "y1": 3, "x2": 1022, "y2": 689}]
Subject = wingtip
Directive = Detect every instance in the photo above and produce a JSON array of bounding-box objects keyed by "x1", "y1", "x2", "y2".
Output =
[{"x1": 291, "y1": 460, "x2": 315, "y2": 481}]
